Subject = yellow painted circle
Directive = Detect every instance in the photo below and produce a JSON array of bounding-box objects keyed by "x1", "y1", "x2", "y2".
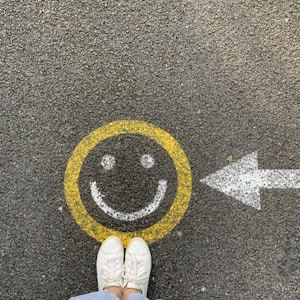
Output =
[{"x1": 64, "y1": 120, "x2": 192, "y2": 247}]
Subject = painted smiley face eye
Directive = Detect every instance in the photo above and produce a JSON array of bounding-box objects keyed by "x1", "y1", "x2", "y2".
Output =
[
  {"x1": 140, "y1": 154, "x2": 155, "y2": 169},
  {"x1": 101, "y1": 154, "x2": 116, "y2": 171}
]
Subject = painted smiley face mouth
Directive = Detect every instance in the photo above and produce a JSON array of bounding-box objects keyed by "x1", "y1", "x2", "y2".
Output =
[{"x1": 89, "y1": 179, "x2": 168, "y2": 221}]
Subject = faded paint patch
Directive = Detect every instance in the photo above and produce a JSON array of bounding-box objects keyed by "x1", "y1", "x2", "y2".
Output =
[{"x1": 278, "y1": 233, "x2": 300, "y2": 276}]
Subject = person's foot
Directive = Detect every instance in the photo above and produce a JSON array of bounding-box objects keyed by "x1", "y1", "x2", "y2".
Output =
[
  {"x1": 123, "y1": 237, "x2": 152, "y2": 297},
  {"x1": 97, "y1": 236, "x2": 124, "y2": 292}
]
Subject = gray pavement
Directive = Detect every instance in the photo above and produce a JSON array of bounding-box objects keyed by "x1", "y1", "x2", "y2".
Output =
[{"x1": 1, "y1": 1, "x2": 299, "y2": 299}]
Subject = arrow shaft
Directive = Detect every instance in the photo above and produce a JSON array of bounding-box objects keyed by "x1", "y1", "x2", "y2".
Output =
[{"x1": 258, "y1": 169, "x2": 300, "y2": 189}]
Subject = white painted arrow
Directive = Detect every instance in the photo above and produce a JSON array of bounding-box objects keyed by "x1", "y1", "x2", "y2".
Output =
[{"x1": 200, "y1": 152, "x2": 300, "y2": 210}]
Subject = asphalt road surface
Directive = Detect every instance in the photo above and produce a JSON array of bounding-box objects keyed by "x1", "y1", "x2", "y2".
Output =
[{"x1": 1, "y1": 1, "x2": 299, "y2": 299}]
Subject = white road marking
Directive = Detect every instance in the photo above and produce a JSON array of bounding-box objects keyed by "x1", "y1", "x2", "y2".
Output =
[
  {"x1": 101, "y1": 155, "x2": 116, "y2": 171},
  {"x1": 200, "y1": 152, "x2": 300, "y2": 210},
  {"x1": 90, "y1": 179, "x2": 168, "y2": 221},
  {"x1": 140, "y1": 154, "x2": 155, "y2": 169}
]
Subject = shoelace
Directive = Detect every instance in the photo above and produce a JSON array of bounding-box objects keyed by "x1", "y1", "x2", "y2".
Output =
[
  {"x1": 123, "y1": 253, "x2": 148, "y2": 285},
  {"x1": 102, "y1": 255, "x2": 123, "y2": 285}
]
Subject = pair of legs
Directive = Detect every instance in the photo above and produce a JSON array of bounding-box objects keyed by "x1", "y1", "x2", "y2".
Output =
[{"x1": 70, "y1": 236, "x2": 151, "y2": 300}]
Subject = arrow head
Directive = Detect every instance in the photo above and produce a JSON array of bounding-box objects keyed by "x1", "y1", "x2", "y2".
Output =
[{"x1": 200, "y1": 152, "x2": 261, "y2": 210}]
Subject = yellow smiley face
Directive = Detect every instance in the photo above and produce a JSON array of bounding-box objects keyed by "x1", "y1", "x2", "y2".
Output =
[{"x1": 64, "y1": 120, "x2": 192, "y2": 247}]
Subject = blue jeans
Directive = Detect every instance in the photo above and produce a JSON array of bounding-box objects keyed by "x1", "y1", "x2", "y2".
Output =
[{"x1": 70, "y1": 290, "x2": 149, "y2": 300}]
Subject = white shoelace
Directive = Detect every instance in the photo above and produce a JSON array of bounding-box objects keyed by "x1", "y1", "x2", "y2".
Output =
[
  {"x1": 123, "y1": 253, "x2": 148, "y2": 287},
  {"x1": 102, "y1": 255, "x2": 123, "y2": 286}
]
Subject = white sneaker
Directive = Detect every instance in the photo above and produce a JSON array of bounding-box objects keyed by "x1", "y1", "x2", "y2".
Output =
[
  {"x1": 123, "y1": 237, "x2": 152, "y2": 296},
  {"x1": 96, "y1": 236, "x2": 124, "y2": 290}
]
